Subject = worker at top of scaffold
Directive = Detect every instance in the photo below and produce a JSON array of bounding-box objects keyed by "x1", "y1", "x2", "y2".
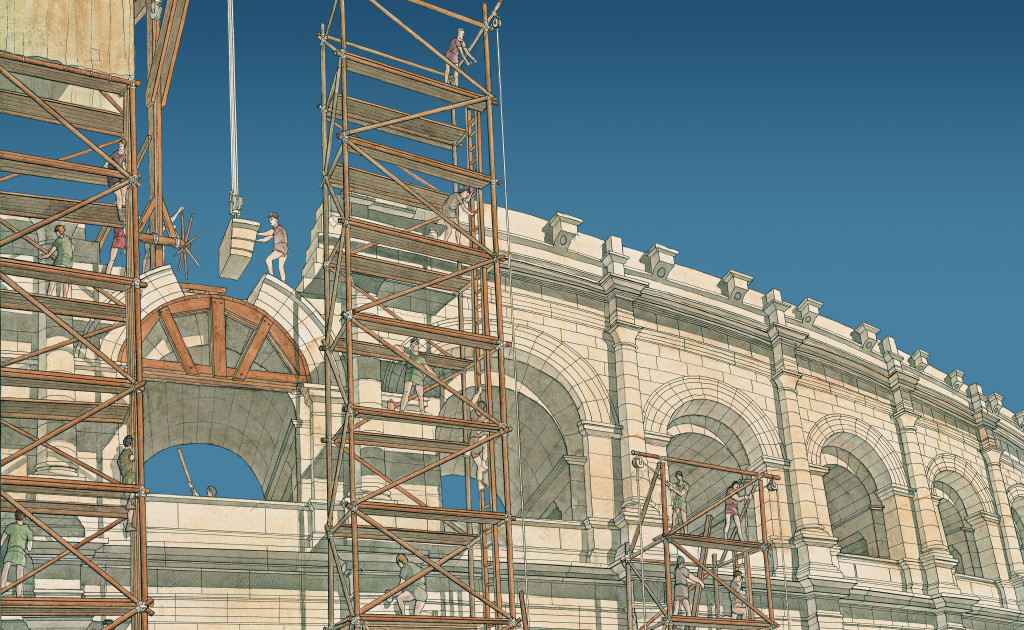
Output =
[{"x1": 444, "y1": 27, "x2": 476, "y2": 86}]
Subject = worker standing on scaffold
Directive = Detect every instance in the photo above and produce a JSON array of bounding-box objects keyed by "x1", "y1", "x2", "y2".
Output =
[
  {"x1": 444, "y1": 27, "x2": 476, "y2": 86},
  {"x1": 117, "y1": 435, "x2": 137, "y2": 534},
  {"x1": 387, "y1": 553, "x2": 427, "y2": 615}
]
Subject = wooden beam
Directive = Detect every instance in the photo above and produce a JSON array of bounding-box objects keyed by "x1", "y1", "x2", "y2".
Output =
[
  {"x1": 330, "y1": 96, "x2": 464, "y2": 148},
  {"x1": 0, "y1": 368, "x2": 129, "y2": 394},
  {"x1": 350, "y1": 137, "x2": 491, "y2": 189},
  {"x1": 0, "y1": 150, "x2": 112, "y2": 186},
  {"x1": 148, "y1": 0, "x2": 190, "y2": 106},
  {"x1": 1, "y1": 398, "x2": 130, "y2": 423},
  {"x1": 0, "y1": 191, "x2": 120, "y2": 227},
  {"x1": 211, "y1": 296, "x2": 227, "y2": 377},
  {"x1": 1, "y1": 258, "x2": 140, "y2": 291},
  {"x1": 234, "y1": 315, "x2": 271, "y2": 381},
  {"x1": 0, "y1": 289, "x2": 126, "y2": 321},
  {"x1": 0, "y1": 89, "x2": 123, "y2": 135},
  {"x1": 0, "y1": 52, "x2": 134, "y2": 95},
  {"x1": 346, "y1": 54, "x2": 487, "y2": 111}
]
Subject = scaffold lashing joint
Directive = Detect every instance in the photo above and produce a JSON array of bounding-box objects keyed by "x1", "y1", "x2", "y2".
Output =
[
  {"x1": 337, "y1": 49, "x2": 346, "y2": 59},
  {"x1": 128, "y1": 175, "x2": 141, "y2": 185},
  {"x1": 136, "y1": 601, "x2": 149, "y2": 612},
  {"x1": 340, "y1": 310, "x2": 353, "y2": 321}
]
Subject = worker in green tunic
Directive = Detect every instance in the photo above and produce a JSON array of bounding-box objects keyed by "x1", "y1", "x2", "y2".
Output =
[
  {"x1": 398, "y1": 338, "x2": 438, "y2": 414},
  {"x1": 38, "y1": 224, "x2": 74, "y2": 297},
  {"x1": 389, "y1": 553, "x2": 427, "y2": 615},
  {"x1": 117, "y1": 435, "x2": 137, "y2": 533},
  {"x1": 669, "y1": 469, "x2": 689, "y2": 529},
  {"x1": 1, "y1": 510, "x2": 34, "y2": 596}
]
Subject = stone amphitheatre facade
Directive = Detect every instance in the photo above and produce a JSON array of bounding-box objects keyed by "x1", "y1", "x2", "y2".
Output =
[{"x1": 3, "y1": 197, "x2": 1023, "y2": 630}]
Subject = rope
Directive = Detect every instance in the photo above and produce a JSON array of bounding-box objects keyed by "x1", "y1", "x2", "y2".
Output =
[
  {"x1": 227, "y1": 0, "x2": 239, "y2": 194},
  {"x1": 496, "y1": 23, "x2": 534, "y2": 621}
]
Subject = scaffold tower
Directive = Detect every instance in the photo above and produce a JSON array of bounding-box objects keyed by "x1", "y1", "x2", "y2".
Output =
[
  {"x1": 1, "y1": 3, "x2": 192, "y2": 628},
  {"x1": 314, "y1": 0, "x2": 523, "y2": 628}
]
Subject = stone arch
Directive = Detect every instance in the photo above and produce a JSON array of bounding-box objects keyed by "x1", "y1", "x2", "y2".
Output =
[
  {"x1": 926, "y1": 454, "x2": 996, "y2": 516},
  {"x1": 644, "y1": 376, "x2": 782, "y2": 464},
  {"x1": 806, "y1": 414, "x2": 909, "y2": 494},
  {"x1": 819, "y1": 449, "x2": 890, "y2": 558}
]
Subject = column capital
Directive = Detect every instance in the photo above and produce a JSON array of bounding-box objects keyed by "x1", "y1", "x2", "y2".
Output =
[
  {"x1": 562, "y1": 454, "x2": 588, "y2": 467},
  {"x1": 772, "y1": 370, "x2": 801, "y2": 392},
  {"x1": 607, "y1": 324, "x2": 642, "y2": 347}
]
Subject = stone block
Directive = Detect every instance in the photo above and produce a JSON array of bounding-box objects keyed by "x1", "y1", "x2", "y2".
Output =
[
  {"x1": 910, "y1": 349, "x2": 930, "y2": 371},
  {"x1": 852, "y1": 322, "x2": 880, "y2": 351},
  {"x1": 945, "y1": 369, "x2": 964, "y2": 390},
  {"x1": 218, "y1": 218, "x2": 261, "y2": 280}
]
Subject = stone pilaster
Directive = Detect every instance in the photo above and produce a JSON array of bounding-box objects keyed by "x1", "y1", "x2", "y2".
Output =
[
  {"x1": 979, "y1": 438, "x2": 1024, "y2": 609},
  {"x1": 601, "y1": 272, "x2": 648, "y2": 518}
]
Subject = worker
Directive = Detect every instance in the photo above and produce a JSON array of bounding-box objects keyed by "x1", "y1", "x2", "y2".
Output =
[
  {"x1": 730, "y1": 570, "x2": 748, "y2": 620},
  {"x1": 672, "y1": 555, "x2": 702, "y2": 616},
  {"x1": 388, "y1": 553, "x2": 427, "y2": 615},
  {"x1": 444, "y1": 28, "x2": 476, "y2": 86},
  {"x1": 1, "y1": 510, "x2": 34, "y2": 596},
  {"x1": 206, "y1": 486, "x2": 217, "y2": 497},
  {"x1": 439, "y1": 187, "x2": 471, "y2": 244},
  {"x1": 103, "y1": 138, "x2": 128, "y2": 275},
  {"x1": 724, "y1": 480, "x2": 754, "y2": 541},
  {"x1": 398, "y1": 338, "x2": 438, "y2": 414},
  {"x1": 38, "y1": 224, "x2": 74, "y2": 297},
  {"x1": 117, "y1": 435, "x2": 137, "y2": 533},
  {"x1": 257, "y1": 212, "x2": 288, "y2": 282},
  {"x1": 465, "y1": 389, "x2": 490, "y2": 490},
  {"x1": 669, "y1": 469, "x2": 689, "y2": 530}
]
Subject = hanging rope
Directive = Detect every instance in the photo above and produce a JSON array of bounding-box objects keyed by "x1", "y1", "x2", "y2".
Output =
[{"x1": 495, "y1": 21, "x2": 534, "y2": 622}]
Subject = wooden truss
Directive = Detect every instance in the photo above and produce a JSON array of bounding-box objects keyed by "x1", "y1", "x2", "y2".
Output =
[
  {"x1": 316, "y1": 1, "x2": 525, "y2": 628},
  {"x1": 1, "y1": 3, "x2": 190, "y2": 628},
  {"x1": 626, "y1": 452, "x2": 781, "y2": 630}
]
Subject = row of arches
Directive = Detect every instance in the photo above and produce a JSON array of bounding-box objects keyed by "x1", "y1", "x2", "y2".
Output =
[{"x1": 118, "y1": 278, "x2": 1024, "y2": 581}]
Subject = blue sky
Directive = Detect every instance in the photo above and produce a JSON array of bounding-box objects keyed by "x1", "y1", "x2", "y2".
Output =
[{"x1": 4, "y1": 1, "x2": 1021, "y2": 494}]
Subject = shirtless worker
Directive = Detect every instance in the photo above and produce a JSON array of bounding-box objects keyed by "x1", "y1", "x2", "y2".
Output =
[
  {"x1": 444, "y1": 28, "x2": 476, "y2": 86},
  {"x1": 257, "y1": 212, "x2": 288, "y2": 282}
]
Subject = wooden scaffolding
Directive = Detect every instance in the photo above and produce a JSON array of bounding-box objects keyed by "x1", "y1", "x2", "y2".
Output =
[
  {"x1": 315, "y1": 0, "x2": 524, "y2": 627},
  {"x1": 626, "y1": 452, "x2": 780, "y2": 630},
  {"x1": 1, "y1": 3, "x2": 192, "y2": 628}
]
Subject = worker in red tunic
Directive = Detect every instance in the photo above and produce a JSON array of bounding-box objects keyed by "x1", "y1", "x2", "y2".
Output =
[
  {"x1": 104, "y1": 138, "x2": 128, "y2": 275},
  {"x1": 444, "y1": 28, "x2": 476, "y2": 86},
  {"x1": 257, "y1": 212, "x2": 288, "y2": 282}
]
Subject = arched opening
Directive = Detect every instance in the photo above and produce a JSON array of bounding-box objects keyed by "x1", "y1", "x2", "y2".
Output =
[
  {"x1": 437, "y1": 377, "x2": 584, "y2": 521},
  {"x1": 821, "y1": 458, "x2": 888, "y2": 558},
  {"x1": 142, "y1": 382, "x2": 299, "y2": 501},
  {"x1": 146, "y1": 444, "x2": 263, "y2": 500},
  {"x1": 1009, "y1": 496, "x2": 1024, "y2": 560},
  {"x1": 932, "y1": 470, "x2": 993, "y2": 579},
  {"x1": 665, "y1": 403, "x2": 757, "y2": 539}
]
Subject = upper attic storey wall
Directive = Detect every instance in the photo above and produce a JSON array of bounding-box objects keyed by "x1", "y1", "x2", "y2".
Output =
[
  {"x1": 494, "y1": 207, "x2": 1023, "y2": 444},
  {"x1": 0, "y1": 0, "x2": 134, "y2": 110}
]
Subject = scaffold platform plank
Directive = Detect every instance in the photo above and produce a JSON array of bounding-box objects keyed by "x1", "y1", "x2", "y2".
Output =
[
  {"x1": 669, "y1": 616, "x2": 774, "y2": 629},
  {"x1": 1, "y1": 288, "x2": 126, "y2": 321},
  {"x1": 332, "y1": 253, "x2": 472, "y2": 293},
  {"x1": 349, "y1": 217, "x2": 491, "y2": 264},
  {"x1": 332, "y1": 525, "x2": 478, "y2": 546},
  {"x1": 331, "y1": 96, "x2": 465, "y2": 149},
  {"x1": 348, "y1": 431, "x2": 469, "y2": 454},
  {"x1": 0, "y1": 368, "x2": 129, "y2": 394},
  {"x1": 0, "y1": 88, "x2": 123, "y2": 135},
  {"x1": 337, "y1": 614, "x2": 512, "y2": 629},
  {"x1": 667, "y1": 533, "x2": 765, "y2": 554},
  {"x1": 2, "y1": 476, "x2": 138, "y2": 499},
  {"x1": 0, "y1": 191, "x2": 121, "y2": 227},
  {"x1": 340, "y1": 340, "x2": 472, "y2": 371},
  {"x1": 331, "y1": 166, "x2": 449, "y2": 210},
  {"x1": 0, "y1": 499, "x2": 126, "y2": 519},
  {"x1": 356, "y1": 312, "x2": 498, "y2": 350},
  {"x1": 0, "y1": 52, "x2": 134, "y2": 95},
  {"x1": 351, "y1": 405, "x2": 499, "y2": 433},
  {"x1": 346, "y1": 54, "x2": 487, "y2": 111},
  {"x1": 1, "y1": 398, "x2": 130, "y2": 423},
  {"x1": 0, "y1": 150, "x2": 114, "y2": 186},
  {"x1": 350, "y1": 137, "x2": 492, "y2": 189},
  {"x1": 0, "y1": 596, "x2": 135, "y2": 616},
  {"x1": 2, "y1": 258, "x2": 138, "y2": 291},
  {"x1": 359, "y1": 500, "x2": 508, "y2": 523}
]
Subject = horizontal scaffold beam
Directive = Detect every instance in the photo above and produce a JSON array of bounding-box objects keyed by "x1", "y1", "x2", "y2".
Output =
[
  {"x1": 1, "y1": 288, "x2": 126, "y2": 321},
  {"x1": 0, "y1": 368, "x2": 129, "y2": 394},
  {"x1": 329, "y1": 96, "x2": 465, "y2": 149},
  {"x1": 351, "y1": 405, "x2": 499, "y2": 432},
  {"x1": 331, "y1": 166, "x2": 448, "y2": 210},
  {"x1": 337, "y1": 614, "x2": 513, "y2": 629},
  {"x1": 1, "y1": 475, "x2": 139, "y2": 500},
  {"x1": 348, "y1": 217, "x2": 491, "y2": 264},
  {"x1": 355, "y1": 312, "x2": 498, "y2": 350},
  {"x1": 0, "y1": 191, "x2": 121, "y2": 227},
  {"x1": 332, "y1": 253, "x2": 471, "y2": 292},
  {"x1": 1, "y1": 258, "x2": 140, "y2": 292},
  {"x1": 345, "y1": 53, "x2": 488, "y2": 111},
  {"x1": 1, "y1": 398, "x2": 130, "y2": 423},
  {"x1": 0, "y1": 596, "x2": 136, "y2": 616},
  {"x1": 358, "y1": 500, "x2": 510, "y2": 523},
  {"x1": 332, "y1": 525, "x2": 478, "y2": 546},
  {"x1": 0, "y1": 52, "x2": 135, "y2": 95},
  {"x1": 0, "y1": 150, "x2": 116, "y2": 186},
  {"x1": 0, "y1": 499, "x2": 126, "y2": 519},
  {"x1": 0, "y1": 88, "x2": 123, "y2": 135},
  {"x1": 348, "y1": 137, "x2": 491, "y2": 189}
]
